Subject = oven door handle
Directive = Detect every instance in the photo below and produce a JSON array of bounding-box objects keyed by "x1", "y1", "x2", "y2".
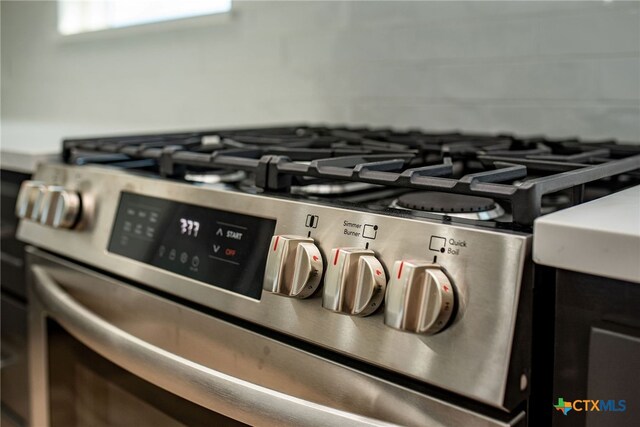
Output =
[{"x1": 32, "y1": 266, "x2": 395, "y2": 427}]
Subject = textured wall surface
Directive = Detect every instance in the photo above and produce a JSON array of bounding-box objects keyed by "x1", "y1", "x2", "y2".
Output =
[{"x1": 2, "y1": 1, "x2": 639, "y2": 152}]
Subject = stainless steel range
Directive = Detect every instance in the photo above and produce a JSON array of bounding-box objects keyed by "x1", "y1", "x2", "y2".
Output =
[{"x1": 16, "y1": 126, "x2": 640, "y2": 426}]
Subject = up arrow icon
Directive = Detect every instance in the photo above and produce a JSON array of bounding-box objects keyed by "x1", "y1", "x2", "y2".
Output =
[{"x1": 216, "y1": 228, "x2": 224, "y2": 236}]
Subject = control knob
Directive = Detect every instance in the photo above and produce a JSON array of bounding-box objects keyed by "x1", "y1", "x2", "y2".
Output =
[
  {"x1": 15, "y1": 181, "x2": 46, "y2": 219},
  {"x1": 263, "y1": 235, "x2": 323, "y2": 298},
  {"x1": 38, "y1": 186, "x2": 82, "y2": 229},
  {"x1": 384, "y1": 261, "x2": 455, "y2": 334},
  {"x1": 322, "y1": 248, "x2": 387, "y2": 316}
]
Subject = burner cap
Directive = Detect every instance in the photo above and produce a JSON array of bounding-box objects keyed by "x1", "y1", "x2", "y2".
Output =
[{"x1": 396, "y1": 192, "x2": 496, "y2": 213}]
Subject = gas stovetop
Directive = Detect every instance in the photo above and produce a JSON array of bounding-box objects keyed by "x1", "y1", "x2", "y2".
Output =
[
  {"x1": 62, "y1": 125, "x2": 640, "y2": 227},
  {"x1": 22, "y1": 124, "x2": 640, "y2": 413}
]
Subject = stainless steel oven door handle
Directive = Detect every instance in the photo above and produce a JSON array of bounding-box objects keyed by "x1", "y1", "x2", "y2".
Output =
[{"x1": 32, "y1": 266, "x2": 395, "y2": 427}]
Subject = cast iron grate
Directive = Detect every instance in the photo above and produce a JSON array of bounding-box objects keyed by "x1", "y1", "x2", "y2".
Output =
[{"x1": 61, "y1": 125, "x2": 640, "y2": 226}]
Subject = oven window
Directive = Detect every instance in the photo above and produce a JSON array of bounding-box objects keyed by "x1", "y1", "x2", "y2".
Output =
[{"x1": 47, "y1": 320, "x2": 245, "y2": 427}]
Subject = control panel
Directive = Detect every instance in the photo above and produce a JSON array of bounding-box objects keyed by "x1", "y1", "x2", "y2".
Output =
[
  {"x1": 17, "y1": 180, "x2": 458, "y2": 333},
  {"x1": 16, "y1": 164, "x2": 532, "y2": 410},
  {"x1": 263, "y1": 236, "x2": 456, "y2": 334},
  {"x1": 17, "y1": 179, "x2": 465, "y2": 334},
  {"x1": 108, "y1": 192, "x2": 276, "y2": 300}
]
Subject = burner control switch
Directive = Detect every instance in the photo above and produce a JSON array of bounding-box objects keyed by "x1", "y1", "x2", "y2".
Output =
[
  {"x1": 16, "y1": 181, "x2": 82, "y2": 229},
  {"x1": 384, "y1": 261, "x2": 455, "y2": 335},
  {"x1": 38, "y1": 186, "x2": 82, "y2": 229},
  {"x1": 263, "y1": 235, "x2": 323, "y2": 298},
  {"x1": 15, "y1": 181, "x2": 46, "y2": 220},
  {"x1": 322, "y1": 248, "x2": 387, "y2": 316}
]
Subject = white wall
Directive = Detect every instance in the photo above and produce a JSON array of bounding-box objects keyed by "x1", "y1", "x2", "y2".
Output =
[{"x1": 2, "y1": 1, "x2": 639, "y2": 152}]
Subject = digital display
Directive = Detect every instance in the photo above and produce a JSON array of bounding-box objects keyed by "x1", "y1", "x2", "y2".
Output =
[
  {"x1": 179, "y1": 218, "x2": 200, "y2": 237},
  {"x1": 108, "y1": 192, "x2": 276, "y2": 299}
]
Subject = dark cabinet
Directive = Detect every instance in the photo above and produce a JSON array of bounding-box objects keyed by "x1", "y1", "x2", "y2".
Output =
[
  {"x1": 553, "y1": 270, "x2": 640, "y2": 427},
  {"x1": 1, "y1": 169, "x2": 30, "y2": 426}
]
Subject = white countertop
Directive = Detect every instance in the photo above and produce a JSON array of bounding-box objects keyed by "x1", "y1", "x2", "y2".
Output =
[
  {"x1": 0, "y1": 150, "x2": 59, "y2": 174},
  {"x1": 533, "y1": 185, "x2": 640, "y2": 283},
  {"x1": 1, "y1": 135, "x2": 61, "y2": 173},
  {"x1": 1, "y1": 120, "x2": 140, "y2": 173}
]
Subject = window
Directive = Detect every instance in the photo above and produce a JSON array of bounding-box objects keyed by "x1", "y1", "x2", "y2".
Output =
[{"x1": 58, "y1": 0, "x2": 232, "y2": 35}]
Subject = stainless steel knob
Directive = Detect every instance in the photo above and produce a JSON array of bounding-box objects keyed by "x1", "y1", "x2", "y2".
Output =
[
  {"x1": 322, "y1": 248, "x2": 387, "y2": 316},
  {"x1": 263, "y1": 235, "x2": 323, "y2": 298},
  {"x1": 384, "y1": 261, "x2": 455, "y2": 334},
  {"x1": 38, "y1": 186, "x2": 81, "y2": 229},
  {"x1": 15, "y1": 181, "x2": 46, "y2": 219}
]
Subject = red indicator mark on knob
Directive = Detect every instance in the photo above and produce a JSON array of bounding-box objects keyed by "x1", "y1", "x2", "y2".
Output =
[
  {"x1": 312, "y1": 255, "x2": 319, "y2": 262},
  {"x1": 273, "y1": 236, "x2": 280, "y2": 251},
  {"x1": 397, "y1": 262, "x2": 404, "y2": 279},
  {"x1": 443, "y1": 285, "x2": 449, "y2": 293},
  {"x1": 375, "y1": 269, "x2": 382, "y2": 276},
  {"x1": 333, "y1": 249, "x2": 340, "y2": 266}
]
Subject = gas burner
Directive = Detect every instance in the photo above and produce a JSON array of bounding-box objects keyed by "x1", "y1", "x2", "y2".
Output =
[
  {"x1": 390, "y1": 191, "x2": 505, "y2": 220},
  {"x1": 184, "y1": 170, "x2": 246, "y2": 184}
]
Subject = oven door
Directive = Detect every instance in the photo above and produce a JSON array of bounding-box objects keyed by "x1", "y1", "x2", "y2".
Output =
[{"x1": 27, "y1": 247, "x2": 523, "y2": 427}]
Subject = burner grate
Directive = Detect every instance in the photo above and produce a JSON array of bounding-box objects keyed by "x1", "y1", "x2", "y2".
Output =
[{"x1": 62, "y1": 125, "x2": 640, "y2": 227}]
